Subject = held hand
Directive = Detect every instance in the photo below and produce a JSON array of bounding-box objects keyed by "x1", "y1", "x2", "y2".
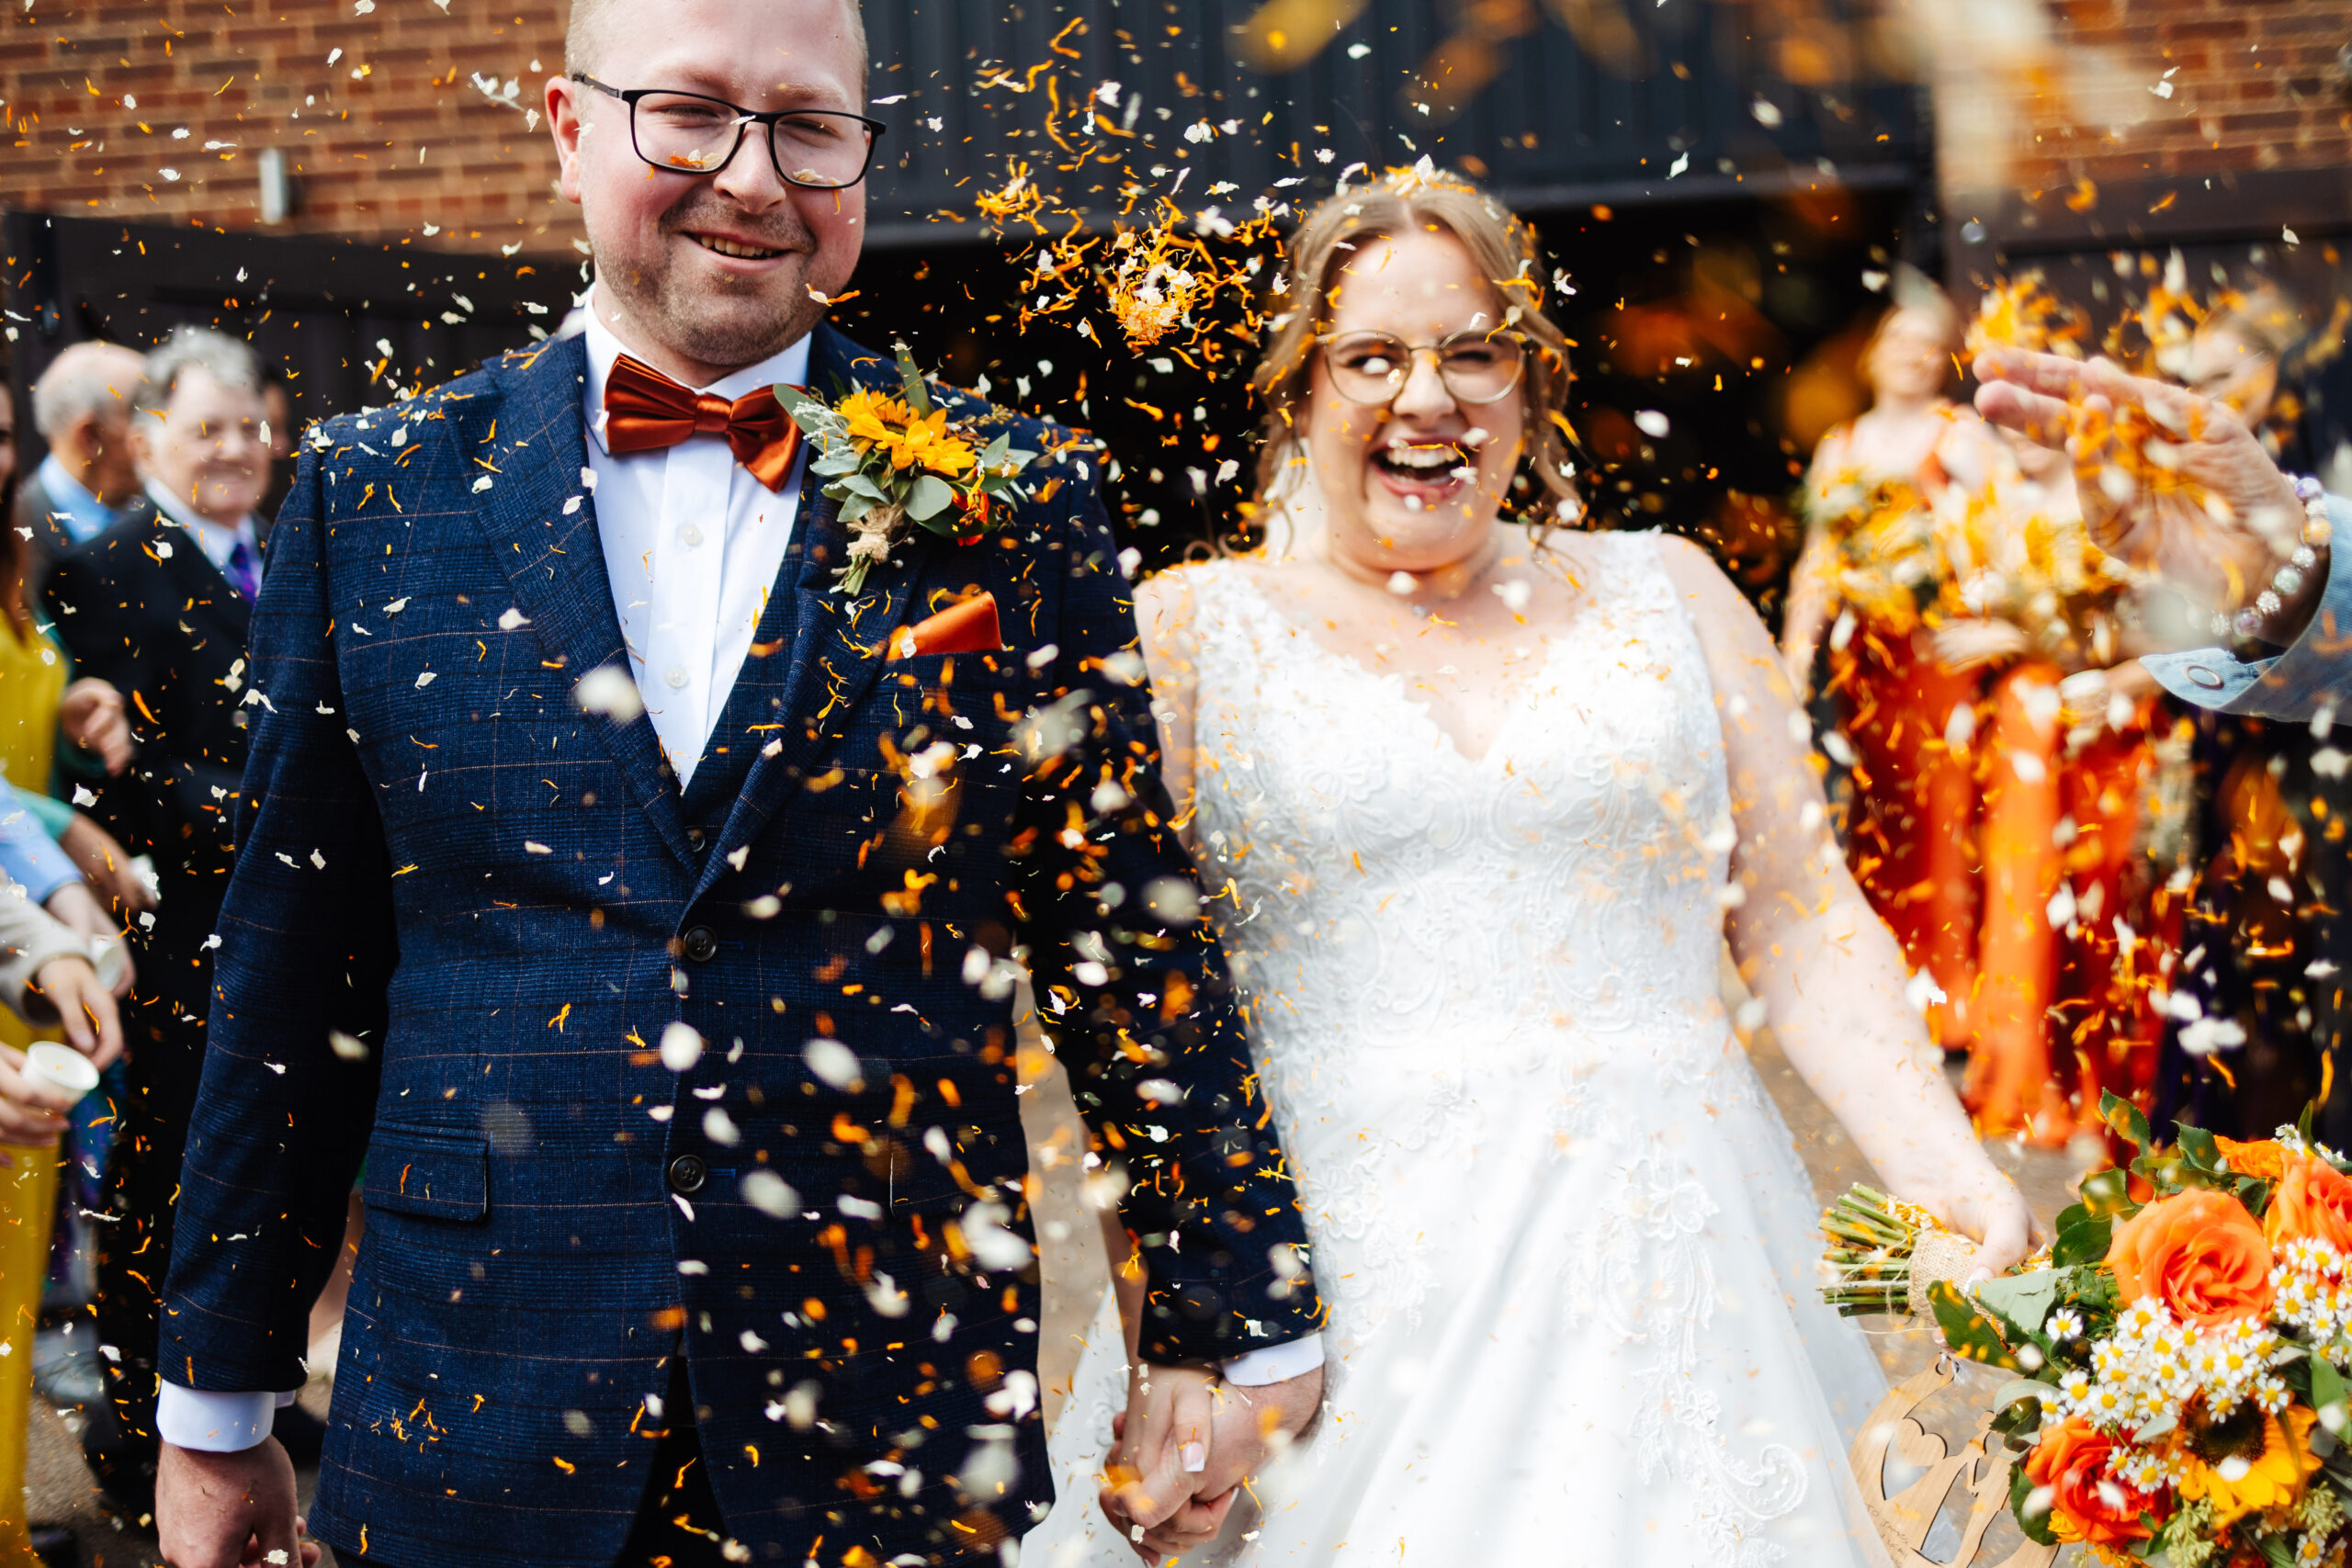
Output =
[
  {"x1": 28, "y1": 953, "x2": 123, "y2": 1070},
  {"x1": 0, "y1": 1044, "x2": 77, "y2": 1142},
  {"x1": 1101, "y1": 1361, "x2": 1218, "y2": 1548},
  {"x1": 157, "y1": 1438, "x2": 321, "y2": 1568},
  {"x1": 59, "y1": 677, "x2": 134, "y2": 775},
  {"x1": 1974, "y1": 347, "x2": 2308, "y2": 623},
  {"x1": 1102, "y1": 1364, "x2": 1324, "y2": 1562}
]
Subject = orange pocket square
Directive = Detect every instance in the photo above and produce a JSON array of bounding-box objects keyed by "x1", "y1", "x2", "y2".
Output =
[{"x1": 888, "y1": 592, "x2": 1003, "y2": 660}]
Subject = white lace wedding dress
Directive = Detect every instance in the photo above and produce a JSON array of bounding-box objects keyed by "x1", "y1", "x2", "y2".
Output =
[{"x1": 1023, "y1": 533, "x2": 1894, "y2": 1567}]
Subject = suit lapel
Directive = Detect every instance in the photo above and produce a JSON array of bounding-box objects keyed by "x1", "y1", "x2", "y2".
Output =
[
  {"x1": 148, "y1": 504, "x2": 253, "y2": 646},
  {"x1": 693, "y1": 327, "x2": 917, "y2": 904},
  {"x1": 446, "y1": 337, "x2": 697, "y2": 871}
]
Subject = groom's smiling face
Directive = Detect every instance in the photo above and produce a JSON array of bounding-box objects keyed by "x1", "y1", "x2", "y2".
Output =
[{"x1": 548, "y1": 0, "x2": 867, "y2": 384}]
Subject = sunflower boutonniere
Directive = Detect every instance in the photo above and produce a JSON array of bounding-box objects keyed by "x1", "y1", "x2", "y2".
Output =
[{"x1": 775, "y1": 344, "x2": 1038, "y2": 597}]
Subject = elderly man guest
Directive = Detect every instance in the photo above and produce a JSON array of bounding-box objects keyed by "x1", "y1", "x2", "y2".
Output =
[
  {"x1": 41, "y1": 326, "x2": 330, "y2": 1516},
  {"x1": 17, "y1": 342, "x2": 147, "y2": 558},
  {"x1": 1977, "y1": 346, "x2": 2351, "y2": 720}
]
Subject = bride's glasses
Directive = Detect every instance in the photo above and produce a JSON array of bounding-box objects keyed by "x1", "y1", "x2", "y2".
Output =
[
  {"x1": 571, "y1": 75, "x2": 888, "y2": 191},
  {"x1": 1319, "y1": 330, "x2": 1528, "y2": 406}
]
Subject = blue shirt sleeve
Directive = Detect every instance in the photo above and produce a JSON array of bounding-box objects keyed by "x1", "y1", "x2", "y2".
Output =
[
  {"x1": 2145, "y1": 493, "x2": 2352, "y2": 721},
  {"x1": 0, "y1": 803, "x2": 78, "y2": 906}
]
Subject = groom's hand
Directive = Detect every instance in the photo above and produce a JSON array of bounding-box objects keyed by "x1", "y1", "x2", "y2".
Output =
[
  {"x1": 157, "y1": 1438, "x2": 318, "y2": 1568},
  {"x1": 1102, "y1": 1360, "x2": 1217, "y2": 1548},
  {"x1": 1102, "y1": 1362, "x2": 1325, "y2": 1562}
]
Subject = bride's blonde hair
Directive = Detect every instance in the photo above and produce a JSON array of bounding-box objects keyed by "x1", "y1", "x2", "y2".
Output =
[{"x1": 1250, "y1": 164, "x2": 1579, "y2": 522}]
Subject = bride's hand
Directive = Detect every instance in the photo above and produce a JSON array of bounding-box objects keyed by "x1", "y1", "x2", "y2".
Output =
[{"x1": 1906, "y1": 1166, "x2": 2039, "y2": 1281}]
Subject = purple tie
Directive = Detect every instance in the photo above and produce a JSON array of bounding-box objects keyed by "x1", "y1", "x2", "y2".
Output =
[{"x1": 223, "y1": 537, "x2": 261, "y2": 604}]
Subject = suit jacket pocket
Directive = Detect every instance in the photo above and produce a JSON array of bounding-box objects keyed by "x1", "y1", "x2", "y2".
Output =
[{"x1": 364, "y1": 1125, "x2": 490, "y2": 1222}]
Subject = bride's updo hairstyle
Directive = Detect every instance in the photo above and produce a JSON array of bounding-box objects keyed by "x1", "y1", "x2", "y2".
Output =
[{"x1": 1250, "y1": 164, "x2": 1578, "y2": 521}]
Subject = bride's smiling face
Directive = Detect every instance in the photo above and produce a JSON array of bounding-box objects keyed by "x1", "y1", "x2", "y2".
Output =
[{"x1": 1305, "y1": 228, "x2": 1526, "y2": 570}]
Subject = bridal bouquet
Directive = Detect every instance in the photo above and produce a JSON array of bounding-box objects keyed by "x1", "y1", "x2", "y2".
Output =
[
  {"x1": 775, "y1": 344, "x2": 1038, "y2": 595},
  {"x1": 1826, "y1": 1094, "x2": 2352, "y2": 1563}
]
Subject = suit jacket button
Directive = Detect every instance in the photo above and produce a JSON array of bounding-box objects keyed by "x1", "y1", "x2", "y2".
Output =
[
  {"x1": 682, "y1": 925, "x2": 718, "y2": 963},
  {"x1": 667, "y1": 1154, "x2": 707, "y2": 1195}
]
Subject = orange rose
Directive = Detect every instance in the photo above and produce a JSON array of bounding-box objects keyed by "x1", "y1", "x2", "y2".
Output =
[
  {"x1": 2106, "y1": 1188, "x2": 2274, "y2": 1327},
  {"x1": 2025, "y1": 1417, "x2": 2166, "y2": 1547},
  {"x1": 2265, "y1": 1152, "x2": 2352, "y2": 1252},
  {"x1": 2215, "y1": 1136, "x2": 2287, "y2": 1183}
]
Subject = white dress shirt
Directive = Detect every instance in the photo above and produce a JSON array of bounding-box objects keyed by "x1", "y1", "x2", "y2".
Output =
[
  {"x1": 581, "y1": 300, "x2": 810, "y2": 785},
  {"x1": 142, "y1": 479, "x2": 263, "y2": 590}
]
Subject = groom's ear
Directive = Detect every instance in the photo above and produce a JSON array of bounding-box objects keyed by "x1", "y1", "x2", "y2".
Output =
[{"x1": 547, "y1": 74, "x2": 591, "y2": 207}]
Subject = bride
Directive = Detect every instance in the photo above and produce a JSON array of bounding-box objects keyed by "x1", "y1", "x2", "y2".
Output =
[{"x1": 1023, "y1": 166, "x2": 2034, "y2": 1567}]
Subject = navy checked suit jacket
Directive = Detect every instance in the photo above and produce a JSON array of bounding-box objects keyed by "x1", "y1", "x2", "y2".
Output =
[{"x1": 158, "y1": 327, "x2": 1324, "y2": 1568}]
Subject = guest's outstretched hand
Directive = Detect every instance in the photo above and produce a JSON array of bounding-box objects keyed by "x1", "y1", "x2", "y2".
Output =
[
  {"x1": 59, "y1": 677, "x2": 134, "y2": 775},
  {"x1": 1974, "y1": 347, "x2": 2314, "y2": 637}
]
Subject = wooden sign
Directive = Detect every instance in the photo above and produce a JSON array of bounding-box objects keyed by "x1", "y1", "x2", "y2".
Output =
[{"x1": 1849, "y1": 1355, "x2": 2057, "y2": 1568}]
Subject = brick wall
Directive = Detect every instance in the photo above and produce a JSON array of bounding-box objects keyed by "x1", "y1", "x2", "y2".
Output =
[
  {"x1": 0, "y1": 0, "x2": 580, "y2": 255},
  {"x1": 1934, "y1": 0, "x2": 2352, "y2": 239}
]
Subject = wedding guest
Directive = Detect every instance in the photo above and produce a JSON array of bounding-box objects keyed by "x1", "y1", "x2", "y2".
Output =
[
  {"x1": 1974, "y1": 346, "x2": 2346, "y2": 718},
  {"x1": 17, "y1": 343, "x2": 146, "y2": 559},
  {"x1": 0, "y1": 344, "x2": 133, "y2": 1567},
  {"x1": 1781, "y1": 280, "x2": 2001, "y2": 1053},
  {"x1": 41, "y1": 326, "x2": 325, "y2": 1517}
]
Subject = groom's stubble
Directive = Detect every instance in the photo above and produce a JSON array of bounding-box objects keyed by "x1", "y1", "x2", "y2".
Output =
[{"x1": 598, "y1": 190, "x2": 834, "y2": 372}]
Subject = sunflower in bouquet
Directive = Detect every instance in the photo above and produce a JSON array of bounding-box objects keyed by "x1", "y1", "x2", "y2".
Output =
[{"x1": 1826, "y1": 1092, "x2": 2352, "y2": 1565}]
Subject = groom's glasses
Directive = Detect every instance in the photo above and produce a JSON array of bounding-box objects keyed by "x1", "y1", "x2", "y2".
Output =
[
  {"x1": 571, "y1": 75, "x2": 888, "y2": 191},
  {"x1": 1319, "y1": 330, "x2": 1529, "y2": 407}
]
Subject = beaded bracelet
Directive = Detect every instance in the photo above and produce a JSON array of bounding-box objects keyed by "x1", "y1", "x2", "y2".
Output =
[{"x1": 2209, "y1": 475, "x2": 2333, "y2": 640}]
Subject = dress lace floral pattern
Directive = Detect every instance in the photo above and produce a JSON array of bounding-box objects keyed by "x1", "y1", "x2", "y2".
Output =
[{"x1": 1025, "y1": 533, "x2": 1893, "y2": 1568}]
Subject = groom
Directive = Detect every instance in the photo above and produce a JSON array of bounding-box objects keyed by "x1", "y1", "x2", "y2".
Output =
[{"x1": 150, "y1": 0, "x2": 1325, "y2": 1563}]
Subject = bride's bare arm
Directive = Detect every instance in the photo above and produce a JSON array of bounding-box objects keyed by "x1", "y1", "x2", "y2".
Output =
[{"x1": 1651, "y1": 536, "x2": 2033, "y2": 1271}]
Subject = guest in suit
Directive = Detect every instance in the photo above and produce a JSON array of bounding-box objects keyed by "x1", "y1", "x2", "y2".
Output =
[
  {"x1": 40, "y1": 326, "x2": 329, "y2": 1516},
  {"x1": 152, "y1": 2, "x2": 1327, "y2": 1565},
  {"x1": 17, "y1": 342, "x2": 147, "y2": 562}
]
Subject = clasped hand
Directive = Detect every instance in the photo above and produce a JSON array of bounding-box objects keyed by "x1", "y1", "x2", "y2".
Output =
[{"x1": 1101, "y1": 1360, "x2": 1322, "y2": 1563}]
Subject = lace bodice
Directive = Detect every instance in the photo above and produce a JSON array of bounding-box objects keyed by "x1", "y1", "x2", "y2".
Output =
[{"x1": 1185, "y1": 531, "x2": 1736, "y2": 1073}]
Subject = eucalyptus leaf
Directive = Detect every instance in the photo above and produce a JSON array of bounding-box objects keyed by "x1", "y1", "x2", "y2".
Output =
[
  {"x1": 1973, "y1": 1271, "x2": 2062, "y2": 1337},
  {"x1": 837, "y1": 494, "x2": 874, "y2": 527},
  {"x1": 1929, "y1": 1280, "x2": 2023, "y2": 1372},
  {"x1": 906, "y1": 473, "x2": 956, "y2": 522},
  {"x1": 980, "y1": 432, "x2": 1012, "y2": 470}
]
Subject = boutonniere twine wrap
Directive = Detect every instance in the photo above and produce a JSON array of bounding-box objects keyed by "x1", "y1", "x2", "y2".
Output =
[{"x1": 775, "y1": 344, "x2": 1038, "y2": 597}]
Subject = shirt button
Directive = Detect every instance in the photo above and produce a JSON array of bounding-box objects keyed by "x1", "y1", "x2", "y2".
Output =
[
  {"x1": 678, "y1": 522, "x2": 705, "y2": 548},
  {"x1": 665, "y1": 665, "x2": 690, "y2": 690},
  {"x1": 667, "y1": 1154, "x2": 707, "y2": 1195},
  {"x1": 682, "y1": 925, "x2": 719, "y2": 963}
]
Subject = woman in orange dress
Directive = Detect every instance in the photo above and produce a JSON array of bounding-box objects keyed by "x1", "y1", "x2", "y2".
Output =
[{"x1": 1782, "y1": 288, "x2": 1999, "y2": 1055}]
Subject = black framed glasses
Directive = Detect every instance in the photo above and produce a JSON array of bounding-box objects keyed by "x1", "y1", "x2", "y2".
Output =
[
  {"x1": 571, "y1": 74, "x2": 887, "y2": 191},
  {"x1": 1319, "y1": 329, "x2": 1529, "y2": 406}
]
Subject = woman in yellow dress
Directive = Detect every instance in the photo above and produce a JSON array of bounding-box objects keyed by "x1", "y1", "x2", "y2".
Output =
[{"x1": 0, "y1": 369, "x2": 141, "y2": 1566}]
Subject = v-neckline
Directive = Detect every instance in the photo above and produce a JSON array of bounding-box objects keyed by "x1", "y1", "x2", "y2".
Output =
[{"x1": 1220, "y1": 566, "x2": 1581, "y2": 771}]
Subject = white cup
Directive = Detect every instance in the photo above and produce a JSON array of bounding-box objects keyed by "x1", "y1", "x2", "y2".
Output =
[
  {"x1": 88, "y1": 937, "x2": 126, "y2": 994},
  {"x1": 22, "y1": 1043, "x2": 99, "y2": 1098}
]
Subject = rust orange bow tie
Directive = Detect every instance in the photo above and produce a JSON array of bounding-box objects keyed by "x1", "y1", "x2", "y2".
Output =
[{"x1": 602, "y1": 353, "x2": 805, "y2": 492}]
